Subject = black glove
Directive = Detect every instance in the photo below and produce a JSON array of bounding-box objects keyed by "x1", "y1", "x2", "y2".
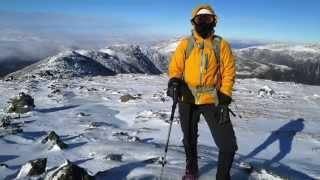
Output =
[
  {"x1": 167, "y1": 78, "x2": 181, "y2": 102},
  {"x1": 217, "y1": 105, "x2": 231, "y2": 124},
  {"x1": 217, "y1": 91, "x2": 233, "y2": 124},
  {"x1": 217, "y1": 91, "x2": 232, "y2": 106}
]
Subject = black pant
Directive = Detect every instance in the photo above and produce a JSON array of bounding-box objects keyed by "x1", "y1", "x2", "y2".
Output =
[{"x1": 179, "y1": 103, "x2": 238, "y2": 180}]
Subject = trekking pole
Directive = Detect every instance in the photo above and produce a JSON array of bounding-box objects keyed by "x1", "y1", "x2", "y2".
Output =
[
  {"x1": 160, "y1": 87, "x2": 178, "y2": 180},
  {"x1": 233, "y1": 100, "x2": 243, "y2": 119}
]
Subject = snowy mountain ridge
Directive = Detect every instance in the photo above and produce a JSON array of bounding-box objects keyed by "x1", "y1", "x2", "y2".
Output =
[
  {"x1": 5, "y1": 44, "x2": 163, "y2": 81},
  {"x1": 153, "y1": 39, "x2": 320, "y2": 85},
  {"x1": 4, "y1": 40, "x2": 320, "y2": 85}
]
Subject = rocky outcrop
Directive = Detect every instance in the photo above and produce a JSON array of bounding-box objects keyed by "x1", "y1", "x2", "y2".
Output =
[
  {"x1": 42, "y1": 131, "x2": 68, "y2": 149},
  {"x1": 45, "y1": 160, "x2": 94, "y2": 180},
  {"x1": 16, "y1": 158, "x2": 47, "y2": 178},
  {"x1": 6, "y1": 92, "x2": 35, "y2": 114}
]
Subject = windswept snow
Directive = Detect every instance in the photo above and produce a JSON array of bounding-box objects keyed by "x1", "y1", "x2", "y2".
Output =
[{"x1": 0, "y1": 74, "x2": 320, "y2": 179}]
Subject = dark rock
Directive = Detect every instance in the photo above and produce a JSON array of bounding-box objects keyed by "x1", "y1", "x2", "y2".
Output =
[
  {"x1": 46, "y1": 160, "x2": 94, "y2": 180},
  {"x1": 105, "y1": 154, "x2": 123, "y2": 162},
  {"x1": 0, "y1": 116, "x2": 11, "y2": 128},
  {"x1": 16, "y1": 158, "x2": 47, "y2": 178},
  {"x1": 78, "y1": 112, "x2": 90, "y2": 117},
  {"x1": 239, "y1": 162, "x2": 254, "y2": 174},
  {"x1": 5, "y1": 75, "x2": 15, "y2": 81},
  {"x1": 52, "y1": 89, "x2": 62, "y2": 94},
  {"x1": 0, "y1": 163, "x2": 9, "y2": 168},
  {"x1": 112, "y1": 131, "x2": 129, "y2": 137},
  {"x1": 87, "y1": 88, "x2": 98, "y2": 91},
  {"x1": 258, "y1": 85, "x2": 275, "y2": 97},
  {"x1": 7, "y1": 92, "x2": 35, "y2": 114},
  {"x1": 120, "y1": 94, "x2": 140, "y2": 102},
  {"x1": 112, "y1": 131, "x2": 141, "y2": 142},
  {"x1": 42, "y1": 131, "x2": 68, "y2": 149},
  {"x1": 128, "y1": 136, "x2": 141, "y2": 142}
]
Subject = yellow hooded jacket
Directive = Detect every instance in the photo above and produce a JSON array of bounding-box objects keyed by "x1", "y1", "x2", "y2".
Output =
[{"x1": 168, "y1": 5, "x2": 236, "y2": 105}]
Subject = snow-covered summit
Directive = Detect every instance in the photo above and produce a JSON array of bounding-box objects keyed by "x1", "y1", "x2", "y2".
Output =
[
  {"x1": 6, "y1": 50, "x2": 115, "y2": 80},
  {"x1": 5, "y1": 45, "x2": 164, "y2": 81},
  {"x1": 245, "y1": 43, "x2": 320, "y2": 53},
  {"x1": 236, "y1": 43, "x2": 320, "y2": 62}
]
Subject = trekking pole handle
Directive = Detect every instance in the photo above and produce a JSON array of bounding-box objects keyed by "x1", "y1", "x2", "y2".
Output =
[{"x1": 173, "y1": 86, "x2": 179, "y2": 104}]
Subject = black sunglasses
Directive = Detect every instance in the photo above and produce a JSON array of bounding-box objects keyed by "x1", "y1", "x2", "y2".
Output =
[{"x1": 192, "y1": 14, "x2": 215, "y2": 24}]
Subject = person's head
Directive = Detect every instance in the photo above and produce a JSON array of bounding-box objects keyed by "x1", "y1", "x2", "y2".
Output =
[{"x1": 191, "y1": 4, "x2": 218, "y2": 39}]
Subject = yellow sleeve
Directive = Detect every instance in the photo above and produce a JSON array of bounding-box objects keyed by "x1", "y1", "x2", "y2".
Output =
[
  {"x1": 220, "y1": 39, "x2": 236, "y2": 97},
  {"x1": 168, "y1": 38, "x2": 188, "y2": 79}
]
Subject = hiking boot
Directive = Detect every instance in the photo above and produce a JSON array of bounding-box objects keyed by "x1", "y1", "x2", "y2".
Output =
[
  {"x1": 182, "y1": 160, "x2": 199, "y2": 180},
  {"x1": 182, "y1": 174, "x2": 198, "y2": 180}
]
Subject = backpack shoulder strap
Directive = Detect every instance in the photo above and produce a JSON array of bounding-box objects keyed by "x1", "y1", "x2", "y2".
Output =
[
  {"x1": 213, "y1": 35, "x2": 222, "y2": 65},
  {"x1": 185, "y1": 35, "x2": 195, "y2": 60},
  {"x1": 212, "y1": 35, "x2": 223, "y2": 89}
]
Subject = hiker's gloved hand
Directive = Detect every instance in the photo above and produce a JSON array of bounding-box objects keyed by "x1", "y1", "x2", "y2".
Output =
[
  {"x1": 167, "y1": 78, "x2": 181, "y2": 102},
  {"x1": 217, "y1": 91, "x2": 232, "y2": 124},
  {"x1": 217, "y1": 105, "x2": 231, "y2": 124},
  {"x1": 218, "y1": 91, "x2": 232, "y2": 106}
]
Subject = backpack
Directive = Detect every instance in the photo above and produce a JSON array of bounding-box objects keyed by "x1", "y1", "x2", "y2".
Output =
[{"x1": 182, "y1": 34, "x2": 223, "y2": 104}]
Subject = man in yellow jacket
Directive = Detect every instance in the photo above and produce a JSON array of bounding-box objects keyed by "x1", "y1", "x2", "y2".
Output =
[{"x1": 167, "y1": 4, "x2": 237, "y2": 180}]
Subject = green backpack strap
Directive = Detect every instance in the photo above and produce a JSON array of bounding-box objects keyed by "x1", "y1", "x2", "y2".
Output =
[
  {"x1": 213, "y1": 35, "x2": 222, "y2": 65},
  {"x1": 185, "y1": 35, "x2": 222, "y2": 64},
  {"x1": 185, "y1": 35, "x2": 195, "y2": 60},
  {"x1": 213, "y1": 35, "x2": 222, "y2": 89}
]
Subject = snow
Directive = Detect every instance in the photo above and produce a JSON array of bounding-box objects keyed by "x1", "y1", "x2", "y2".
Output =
[
  {"x1": 0, "y1": 74, "x2": 320, "y2": 179},
  {"x1": 238, "y1": 43, "x2": 320, "y2": 54},
  {"x1": 99, "y1": 48, "x2": 117, "y2": 56},
  {"x1": 16, "y1": 162, "x2": 32, "y2": 178}
]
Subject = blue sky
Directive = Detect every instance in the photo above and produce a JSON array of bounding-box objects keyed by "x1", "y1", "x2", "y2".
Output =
[{"x1": 0, "y1": 0, "x2": 319, "y2": 43}]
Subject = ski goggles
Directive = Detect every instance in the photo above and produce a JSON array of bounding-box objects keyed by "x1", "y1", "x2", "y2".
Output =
[{"x1": 193, "y1": 14, "x2": 215, "y2": 24}]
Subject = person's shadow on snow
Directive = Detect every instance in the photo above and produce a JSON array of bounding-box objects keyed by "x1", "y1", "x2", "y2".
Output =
[{"x1": 243, "y1": 118, "x2": 305, "y2": 165}]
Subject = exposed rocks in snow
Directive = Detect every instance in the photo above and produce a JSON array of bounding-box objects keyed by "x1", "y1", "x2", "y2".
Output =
[
  {"x1": 0, "y1": 163, "x2": 9, "y2": 168},
  {"x1": 97, "y1": 45, "x2": 162, "y2": 74},
  {"x1": 112, "y1": 131, "x2": 141, "y2": 142},
  {"x1": 77, "y1": 112, "x2": 91, "y2": 117},
  {"x1": 120, "y1": 94, "x2": 141, "y2": 102},
  {"x1": 112, "y1": 131, "x2": 129, "y2": 136},
  {"x1": 105, "y1": 153, "x2": 123, "y2": 162},
  {"x1": 45, "y1": 160, "x2": 94, "y2": 180},
  {"x1": 6, "y1": 92, "x2": 35, "y2": 114},
  {"x1": 4, "y1": 75, "x2": 15, "y2": 81},
  {"x1": 238, "y1": 162, "x2": 254, "y2": 174},
  {"x1": 135, "y1": 110, "x2": 178, "y2": 124},
  {"x1": 0, "y1": 116, "x2": 11, "y2": 128},
  {"x1": 0, "y1": 116, "x2": 23, "y2": 137},
  {"x1": 258, "y1": 85, "x2": 275, "y2": 97},
  {"x1": 16, "y1": 158, "x2": 47, "y2": 178},
  {"x1": 88, "y1": 122, "x2": 117, "y2": 129},
  {"x1": 127, "y1": 136, "x2": 141, "y2": 142},
  {"x1": 51, "y1": 89, "x2": 62, "y2": 94},
  {"x1": 6, "y1": 50, "x2": 116, "y2": 81},
  {"x1": 41, "y1": 131, "x2": 68, "y2": 149},
  {"x1": 151, "y1": 90, "x2": 168, "y2": 102}
]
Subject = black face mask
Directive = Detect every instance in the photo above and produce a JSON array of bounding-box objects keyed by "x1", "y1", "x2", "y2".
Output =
[{"x1": 194, "y1": 23, "x2": 215, "y2": 39}]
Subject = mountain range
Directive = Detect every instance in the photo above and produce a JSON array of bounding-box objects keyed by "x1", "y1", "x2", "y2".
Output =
[{"x1": 3, "y1": 39, "x2": 320, "y2": 85}]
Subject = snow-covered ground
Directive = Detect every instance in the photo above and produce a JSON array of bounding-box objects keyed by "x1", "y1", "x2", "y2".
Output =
[{"x1": 0, "y1": 74, "x2": 320, "y2": 179}]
